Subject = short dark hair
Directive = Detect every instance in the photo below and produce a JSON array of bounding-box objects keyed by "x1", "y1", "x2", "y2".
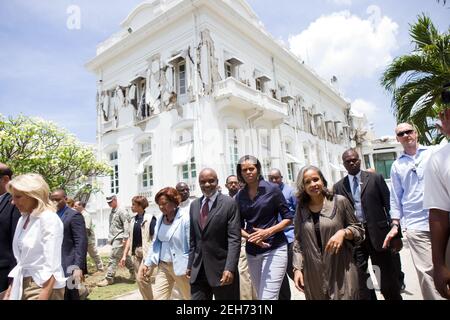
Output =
[
  {"x1": 236, "y1": 155, "x2": 262, "y2": 184},
  {"x1": 342, "y1": 148, "x2": 359, "y2": 161},
  {"x1": 296, "y1": 165, "x2": 334, "y2": 206},
  {"x1": 52, "y1": 188, "x2": 67, "y2": 197},
  {"x1": 225, "y1": 175, "x2": 237, "y2": 184},
  {"x1": 76, "y1": 201, "x2": 86, "y2": 208},
  {"x1": 0, "y1": 165, "x2": 13, "y2": 179},
  {"x1": 132, "y1": 195, "x2": 149, "y2": 209},
  {"x1": 155, "y1": 187, "x2": 181, "y2": 207}
]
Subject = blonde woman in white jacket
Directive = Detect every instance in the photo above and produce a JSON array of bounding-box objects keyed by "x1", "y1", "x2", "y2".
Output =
[{"x1": 3, "y1": 174, "x2": 66, "y2": 300}]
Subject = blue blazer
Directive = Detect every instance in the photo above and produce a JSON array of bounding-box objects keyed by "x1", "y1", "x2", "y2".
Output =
[
  {"x1": 145, "y1": 208, "x2": 190, "y2": 276},
  {"x1": 60, "y1": 206, "x2": 88, "y2": 276}
]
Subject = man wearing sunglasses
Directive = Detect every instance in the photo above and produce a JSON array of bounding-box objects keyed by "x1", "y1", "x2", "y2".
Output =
[{"x1": 387, "y1": 123, "x2": 444, "y2": 299}]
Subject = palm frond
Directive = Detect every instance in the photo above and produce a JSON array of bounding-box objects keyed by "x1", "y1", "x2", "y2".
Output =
[
  {"x1": 381, "y1": 54, "x2": 441, "y2": 92},
  {"x1": 410, "y1": 14, "x2": 437, "y2": 50}
]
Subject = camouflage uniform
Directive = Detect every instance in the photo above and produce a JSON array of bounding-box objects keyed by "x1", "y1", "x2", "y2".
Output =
[
  {"x1": 105, "y1": 207, "x2": 134, "y2": 282},
  {"x1": 81, "y1": 210, "x2": 104, "y2": 271}
]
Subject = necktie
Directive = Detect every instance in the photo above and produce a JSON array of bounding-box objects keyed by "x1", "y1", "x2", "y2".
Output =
[
  {"x1": 353, "y1": 176, "x2": 360, "y2": 198},
  {"x1": 200, "y1": 198, "x2": 210, "y2": 229}
]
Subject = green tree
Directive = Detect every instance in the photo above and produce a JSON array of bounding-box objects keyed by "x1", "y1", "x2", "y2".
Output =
[
  {"x1": 0, "y1": 114, "x2": 112, "y2": 196},
  {"x1": 381, "y1": 14, "x2": 450, "y2": 145}
]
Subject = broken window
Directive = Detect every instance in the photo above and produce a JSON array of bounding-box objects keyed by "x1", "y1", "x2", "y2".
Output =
[
  {"x1": 177, "y1": 61, "x2": 186, "y2": 95},
  {"x1": 224, "y1": 56, "x2": 243, "y2": 79},
  {"x1": 270, "y1": 89, "x2": 277, "y2": 99},
  {"x1": 225, "y1": 61, "x2": 233, "y2": 78},
  {"x1": 254, "y1": 71, "x2": 271, "y2": 93},
  {"x1": 167, "y1": 51, "x2": 188, "y2": 101},
  {"x1": 256, "y1": 78, "x2": 263, "y2": 92}
]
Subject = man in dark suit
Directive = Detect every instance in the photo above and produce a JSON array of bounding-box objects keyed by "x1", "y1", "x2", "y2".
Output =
[
  {"x1": 187, "y1": 168, "x2": 241, "y2": 300},
  {"x1": 0, "y1": 164, "x2": 21, "y2": 295},
  {"x1": 50, "y1": 189, "x2": 88, "y2": 300},
  {"x1": 333, "y1": 149, "x2": 402, "y2": 300}
]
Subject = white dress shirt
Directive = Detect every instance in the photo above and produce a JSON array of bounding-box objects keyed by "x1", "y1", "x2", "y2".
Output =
[{"x1": 201, "y1": 191, "x2": 219, "y2": 211}]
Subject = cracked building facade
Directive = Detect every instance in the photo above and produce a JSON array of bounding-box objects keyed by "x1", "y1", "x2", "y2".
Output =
[{"x1": 86, "y1": 0, "x2": 364, "y2": 241}]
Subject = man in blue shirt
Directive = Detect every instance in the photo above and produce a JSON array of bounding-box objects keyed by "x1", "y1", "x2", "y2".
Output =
[
  {"x1": 388, "y1": 123, "x2": 444, "y2": 300},
  {"x1": 268, "y1": 168, "x2": 296, "y2": 300}
]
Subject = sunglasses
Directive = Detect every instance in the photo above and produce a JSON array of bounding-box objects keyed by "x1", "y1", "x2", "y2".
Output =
[{"x1": 396, "y1": 129, "x2": 414, "y2": 137}]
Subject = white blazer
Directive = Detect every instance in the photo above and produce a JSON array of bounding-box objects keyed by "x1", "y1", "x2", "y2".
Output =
[{"x1": 8, "y1": 210, "x2": 67, "y2": 300}]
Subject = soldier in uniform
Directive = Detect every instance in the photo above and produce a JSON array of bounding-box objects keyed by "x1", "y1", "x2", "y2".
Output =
[
  {"x1": 97, "y1": 195, "x2": 135, "y2": 286},
  {"x1": 74, "y1": 201, "x2": 104, "y2": 272}
]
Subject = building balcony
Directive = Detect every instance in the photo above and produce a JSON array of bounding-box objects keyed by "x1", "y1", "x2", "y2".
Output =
[
  {"x1": 214, "y1": 77, "x2": 288, "y2": 121},
  {"x1": 102, "y1": 120, "x2": 114, "y2": 133}
]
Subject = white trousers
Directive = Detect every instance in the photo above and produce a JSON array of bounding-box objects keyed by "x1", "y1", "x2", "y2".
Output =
[
  {"x1": 406, "y1": 230, "x2": 445, "y2": 300},
  {"x1": 247, "y1": 244, "x2": 287, "y2": 300}
]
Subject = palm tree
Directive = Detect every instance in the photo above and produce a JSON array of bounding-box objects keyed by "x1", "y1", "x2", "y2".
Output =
[{"x1": 381, "y1": 14, "x2": 450, "y2": 145}]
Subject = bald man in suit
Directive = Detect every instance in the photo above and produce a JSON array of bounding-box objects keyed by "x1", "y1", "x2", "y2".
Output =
[{"x1": 187, "y1": 168, "x2": 241, "y2": 300}]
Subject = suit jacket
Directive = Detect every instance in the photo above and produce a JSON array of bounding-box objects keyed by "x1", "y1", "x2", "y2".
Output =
[
  {"x1": 146, "y1": 209, "x2": 190, "y2": 276},
  {"x1": 60, "y1": 206, "x2": 88, "y2": 276},
  {"x1": 333, "y1": 171, "x2": 395, "y2": 252},
  {"x1": 128, "y1": 212, "x2": 158, "y2": 261},
  {"x1": 188, "y1": 193, "x2": 241, "y2": 287},
  {"x1": 0, "y1": 194, "x2": 20, "y2": 270}
]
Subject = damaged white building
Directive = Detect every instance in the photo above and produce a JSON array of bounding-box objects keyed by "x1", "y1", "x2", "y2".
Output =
[{"x1": 86, "y1": 0, "x2": 363, "y2": 241}]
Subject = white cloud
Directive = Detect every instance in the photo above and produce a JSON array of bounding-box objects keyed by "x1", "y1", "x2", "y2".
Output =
[
  {"x1": 327, "y1": 0, "x2": 352, "y2": 6},
  {"x1": 351, "y1": 99, "x2": 377, "y2": 118},
  {"x1": 288, "y1": 6, "x2": 399, "y2": 89}
]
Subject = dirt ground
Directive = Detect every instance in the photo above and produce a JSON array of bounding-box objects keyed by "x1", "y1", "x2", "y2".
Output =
[{"x1": 83, "y1": 255, "x2": 138, "y2": 300}]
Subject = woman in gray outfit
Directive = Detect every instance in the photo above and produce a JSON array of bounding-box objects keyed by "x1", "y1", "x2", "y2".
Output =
[{"x1": 293, "y1": 166, "x2": 364, "y2": 300}]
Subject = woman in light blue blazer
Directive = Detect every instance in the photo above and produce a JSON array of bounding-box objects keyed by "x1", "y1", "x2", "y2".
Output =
[{"x1": 142, "y1": 187, "x2": 191, "y2": 300}]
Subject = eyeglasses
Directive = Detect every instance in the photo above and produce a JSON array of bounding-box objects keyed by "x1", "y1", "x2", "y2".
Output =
[{"x1": 396, "y1": 129, "x2": 414, "y2": 137}]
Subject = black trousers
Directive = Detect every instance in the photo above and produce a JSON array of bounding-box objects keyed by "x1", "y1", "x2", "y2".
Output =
[
  {"x1": 278, "y1": 242, "x2": 293, "y2": 300},
  {"x1": 191, "y1": 264, "x2": 240, "y2": 300},
  {"x1": 0, "y1": 267, "x2": 10, "y2": 292},
  {"x1": 354, "y1": 228, "x2": 402, "y2": 300},
  {"x1": 393, "y1": 252, "x2": 405, "y2": 288},
  {"x1": 64, "y1": 287, "x2": 80, "y2": 300}
]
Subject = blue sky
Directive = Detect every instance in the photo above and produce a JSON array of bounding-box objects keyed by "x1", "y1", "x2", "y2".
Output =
[{"x1": 0, "y1": 0, "x2": 448, "y2": 143}]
